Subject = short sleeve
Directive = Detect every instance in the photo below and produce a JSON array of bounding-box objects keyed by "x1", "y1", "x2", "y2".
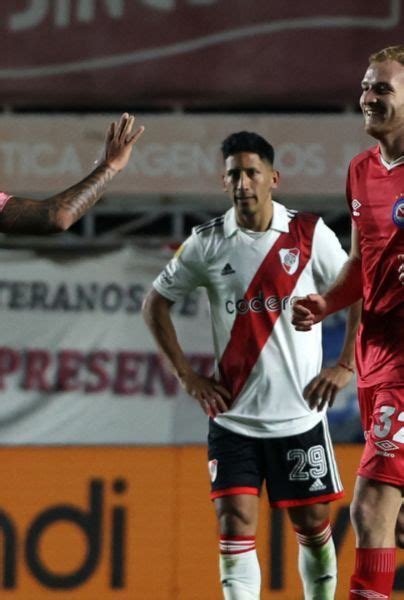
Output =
[
  {"x1": 311, "y1": 218, "x2": 348, "y2": 291},
  {"x1": 153, "y1": 232, "x2": 206, "y2": 302}
]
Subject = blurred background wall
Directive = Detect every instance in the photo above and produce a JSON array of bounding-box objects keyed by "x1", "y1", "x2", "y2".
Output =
[{"x1": 0, "y1": 1, "x2": 403, "y2": 598}]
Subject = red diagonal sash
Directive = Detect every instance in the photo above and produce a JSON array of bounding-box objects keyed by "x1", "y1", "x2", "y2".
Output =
[{"x1": 219, "y1": 214, "x2": 318, "y2": 405}]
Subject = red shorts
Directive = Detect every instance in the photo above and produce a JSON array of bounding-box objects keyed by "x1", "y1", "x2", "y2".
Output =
[{"x1": 358, "y1": 383, "x2": 404, "y2": 487}]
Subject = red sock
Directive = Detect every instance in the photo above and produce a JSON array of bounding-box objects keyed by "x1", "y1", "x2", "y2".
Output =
[{"x1": 349, "y1": 548, "x2": 396, "y2": 599}]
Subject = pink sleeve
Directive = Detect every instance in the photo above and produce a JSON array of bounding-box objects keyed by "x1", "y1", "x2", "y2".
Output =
[{"x1": 0, "y1": 192, "x2": 11, "y2": 211}]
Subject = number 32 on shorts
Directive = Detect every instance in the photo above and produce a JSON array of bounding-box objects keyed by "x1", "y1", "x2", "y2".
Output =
[{"x1": 373, "y1": 405, "x2": 404, "y2": 443}]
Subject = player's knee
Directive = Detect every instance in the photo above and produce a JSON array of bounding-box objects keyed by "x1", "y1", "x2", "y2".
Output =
[
  {"x1": 350, "y1": 496, "x2": 374, "y2": 536},
  {"x1": 288, "y1": 503, "x2": 330, "y2": 534},
  {"x1": 217, "y1": 504, "x2": 255, "y2": 535}
]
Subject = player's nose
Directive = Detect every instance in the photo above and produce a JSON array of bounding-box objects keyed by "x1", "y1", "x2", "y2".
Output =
[
  {"x1": 236, "y1": 171, "x2": 249, "y2": 190},
  {"x1": 361, "y1": 87, "x2": 378, "y2": 106}
]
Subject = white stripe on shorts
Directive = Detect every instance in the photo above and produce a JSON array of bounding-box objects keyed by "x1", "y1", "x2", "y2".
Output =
[{"x1": 322, "y1": 419, "x2": 343, "y2": 493}]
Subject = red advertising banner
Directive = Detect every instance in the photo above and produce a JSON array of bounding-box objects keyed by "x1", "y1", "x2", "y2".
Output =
[{"x1": 0, "y1": 1, "x2": 403, "y2": 108}]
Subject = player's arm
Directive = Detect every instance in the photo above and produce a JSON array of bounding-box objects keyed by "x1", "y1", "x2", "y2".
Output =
[
  {"x1": 0, "y1": 113, "x2": 144, "y2": 235},
  {"x1": 142, "y1": 288, "x2": 231, "y2": 417},
  {"x1": 303, "y1": 299, "x2": 361, "y2": 411},
  {"x1": 292, "y1": 226, "x2": 363, "y2": 330},
  {"x1": 321, "y1": 225, "x2": 362, "y2": 313}
]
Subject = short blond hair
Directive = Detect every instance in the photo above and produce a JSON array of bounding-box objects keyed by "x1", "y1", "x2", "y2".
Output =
[{"x1": 369, "y1": 46, "x2": 404, "y2": 65}]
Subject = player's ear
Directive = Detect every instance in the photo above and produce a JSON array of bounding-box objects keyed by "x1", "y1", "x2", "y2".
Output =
[
  {"x1": 222, "y1": 173, "x2": 229, "y2": 193},
  {"x1": 271, "y1": 169, "x2": 280, "y2": 189}
]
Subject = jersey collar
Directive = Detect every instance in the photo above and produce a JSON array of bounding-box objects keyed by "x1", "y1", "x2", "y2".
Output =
[
  {"x1": 223, "y1": 201, "x2": 290, "y2": 238},
  {"x1": 378, "y1": 146, "x2": 404, "y2": 171}
]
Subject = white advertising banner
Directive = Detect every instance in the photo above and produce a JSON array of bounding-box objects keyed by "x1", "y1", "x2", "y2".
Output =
[{"x1": 0, "y1": 246, "x2": 214, "y2": 445}]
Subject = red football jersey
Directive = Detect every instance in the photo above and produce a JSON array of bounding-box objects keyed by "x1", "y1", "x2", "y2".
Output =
[{"x1": 347, "y1": 145, "x2": 404, "y2": 386}]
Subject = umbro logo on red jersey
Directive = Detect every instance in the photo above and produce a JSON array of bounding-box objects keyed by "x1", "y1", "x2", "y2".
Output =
[
  {"x1": 352, "y1": 198, "x2": 361, "y2": 216},
  {"x1": 221, "y1": 263, "x2": 236, "y2": 275}
]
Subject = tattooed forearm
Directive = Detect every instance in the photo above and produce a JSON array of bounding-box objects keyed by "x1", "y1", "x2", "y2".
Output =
[
  {"x1": 0, "y1": 163, "x2": 117, "y2": 235},
  {"x1": 55, "y1": 164, "x2": 117, "y2": 225},
  {"x1": 0, "y1": 112, "x2": 144, "y2": 235}
]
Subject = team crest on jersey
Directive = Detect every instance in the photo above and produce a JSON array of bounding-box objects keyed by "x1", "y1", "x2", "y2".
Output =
[
  {"x1": 208, "y1": 459, "x2": 218, "y2": 482},
  {"x1": 279, "y1": 248, "x2": 300, "y2": 275},
  {"x1": 392, "y1": 196, "x2": 404, "y2": 228}
]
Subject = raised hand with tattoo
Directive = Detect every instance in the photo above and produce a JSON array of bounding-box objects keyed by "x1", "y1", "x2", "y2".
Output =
[{"x1": 0, "y1": 113, "x2": 144, "y2": 234}]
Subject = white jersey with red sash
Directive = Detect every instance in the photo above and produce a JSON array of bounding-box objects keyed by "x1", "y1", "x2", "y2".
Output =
[{"x1": 153, "y1": 201, "x2": 347, "y2": 438}]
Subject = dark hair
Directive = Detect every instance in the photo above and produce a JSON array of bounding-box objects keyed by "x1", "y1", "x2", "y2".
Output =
[
  {"x1": 369, "y1": 45, "x2": 404, "y2": 66},
  {"x1": 221, "y1": 131, "x2": 275, "y2": 165}
]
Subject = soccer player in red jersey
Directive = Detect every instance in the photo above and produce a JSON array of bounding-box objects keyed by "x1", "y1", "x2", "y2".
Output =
[
  {"x1": 0, "y1": 113, "x2": 144, "y2": 233},
  {"x1": 292, "y1": 46, "x2": 404, "y2": 599}
]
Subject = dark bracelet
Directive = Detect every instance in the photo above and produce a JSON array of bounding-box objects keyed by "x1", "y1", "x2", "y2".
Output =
[{"x1": 338, "y1": 361, "x2": 355, "y2": 373}]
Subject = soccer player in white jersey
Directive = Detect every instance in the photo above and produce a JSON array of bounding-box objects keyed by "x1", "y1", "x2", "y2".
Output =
[{"x1": 143, "y1": 131, "x2": 360, "y2": 600}]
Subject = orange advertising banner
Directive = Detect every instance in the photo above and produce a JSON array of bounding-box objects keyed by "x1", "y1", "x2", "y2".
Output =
[{"x1": 0, "y1": 445, "x2": 402, "y2": 599}]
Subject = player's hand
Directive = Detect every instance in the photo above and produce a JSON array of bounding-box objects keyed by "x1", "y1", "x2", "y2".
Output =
[
  {"x1": 291, "y1": 294, "x2": 328, "y2": 331},
  {"x1": 398, "y1": 254, "x2": 404, "y2": 286},
  {"x1": 103, "y1": 113, "x2": 144, "y2": 172},
  {"x1": 179, "y1": 370, "x2": 232, "y2": 418},
  {"x1": 303, "y1": 364, "x2": 354, "y2": 411}
]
